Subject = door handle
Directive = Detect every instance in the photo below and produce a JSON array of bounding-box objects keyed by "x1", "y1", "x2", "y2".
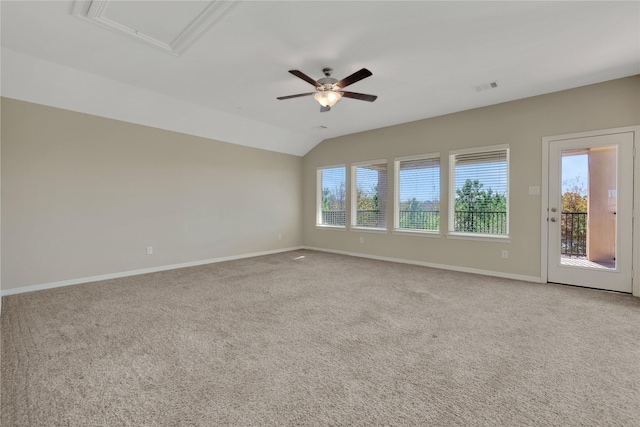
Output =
[
  {"x1": 551, "y1": 207, "x2": 557, "y2": 212},
  {"x1": 550, "y1": 217, "x2": 557, "y2": 222}
]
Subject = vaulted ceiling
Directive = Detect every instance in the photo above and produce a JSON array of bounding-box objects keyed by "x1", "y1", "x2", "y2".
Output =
[{"x1": 2, "y1": 1, "x2": 639, "y2": 156}]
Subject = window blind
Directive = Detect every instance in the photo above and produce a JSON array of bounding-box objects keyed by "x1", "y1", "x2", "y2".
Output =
[
  {"x1": 319, "y1": 166, "x2": 346, "y2": 226},
  {"x1": 397, "y1": 157, "x2": 440, "y2": 231},
  {"x1": 449, "y1": 148, "x2": 509, "y2": 235},
  {"x1": 353, "y1": 162, "x2": 387, "y2": 229}
]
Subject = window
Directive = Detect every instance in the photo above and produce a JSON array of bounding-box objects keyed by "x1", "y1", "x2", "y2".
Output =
[
  {"x1": 449, "y1": 145, "x2": 509, "y2": 236},
  {"x1": 352, "y1": 160, "x2": 388, "y2": 229},
  {"x1": 317, "y1": 166, "x2": 346, "y2": 227},
  {"x1": 395, "y1": 154, "x2": 440, "y2": 232}
]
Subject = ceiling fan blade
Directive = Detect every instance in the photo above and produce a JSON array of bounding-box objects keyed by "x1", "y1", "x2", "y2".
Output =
[
  {"x1": 288, "y1": 70, "x2": 321, "y2": 87},
  {"x1": 277, "y1": 92, "x2": 316, "y2": 100},
  {"x1": 320, "y1": 105, "x2": 330, "y2": 113},
  {"x1": 334, "y1": 68, "x2": 372, "y2": 89},
  {"x1": 340, "y1": 91, "x2": 378, "y2": 102}
]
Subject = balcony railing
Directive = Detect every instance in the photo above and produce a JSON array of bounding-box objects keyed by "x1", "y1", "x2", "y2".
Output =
[
  {"x1": 561, "y1": 212, "x2": 587, "y2": 257},
  {"x1": 321, "y1": 210, "x2": 345, "y2": 226},
  {"x1": 398, "y1": 210, "x2": 440, "y2": 230},
  {"x1": 323, "y1": 209, "x2": 512, "y2": 234},
  {"x1": 321, "y1": 210, "x2": 385, "y2": 227},
  {"x1": 356, "y1": 210, "x2": 383, "y2": 228},
  {"x1": 453, "y1": 211, "x2": 507, "y2": 234},
  {"x1": 321, "y1": 209, "x2": 588, "y2": 255}
]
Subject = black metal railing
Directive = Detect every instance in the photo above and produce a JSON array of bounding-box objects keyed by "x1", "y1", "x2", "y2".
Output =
[
  {"x1": 453, "y1": 211, "x2": 507, "y2": 234},
  {"x1": 356, "y1": 210, "x2": 383, "y2": 227},
  {"x1": 398, "y1": 210, "x2": 440, "y2": 230},
  {"x1": 321, "y1": 210, "x2": 345, "y2": 226},
  {"x1": 324, "y1": 209, "x2": 512, "y2": 234},
  {"x1": 561, "y1": 212, "x2": 587, "y2": 256},
  {"x1": 321, "y1": 210, "x2": 388, "y2": 227}
]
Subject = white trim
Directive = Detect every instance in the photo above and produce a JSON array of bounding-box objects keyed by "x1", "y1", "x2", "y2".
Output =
[
  {"x1": 170, "y1": 1, "x2": 242, "y2": 54},
  {"x1": 541, "y1": 126, "x2": 640, "y2": 296},
  {"x1": 634, "y1": 127, "x2": 640, "y2": 297},
  {"x1": 392, "y1": 230, "x2": 441, "y2": 238},
  {"x1": 349, "y1": 227, "x2": 388, "y2": 234},
  {"x1": 448, "y1": 143, "x2": 511, "y2": 157},
  {"x1": 317, "y1": 163, "x2": 347, "y2": 170},
  {"x1": 394, "y1": 152, "x2": 441, "y2": 233},
  {"x1": 316, "y1": 167, "x2": 322, "y2": 226},
  {"x1": 394, "y1": 153, "x2": 441, "y2": 163},
  {"x1": 448, "y1": 144, "x2": 510, "y2": 236},
  {"x1": 0, "y1": 247, "x2": 303, "y2": 297},
  {"x1": 351, "y1": 158, "x2": 388, "y2": 168},
  {"x1": 303, "y1": 246, "x2": 543, "y2": 283},
  {"x1": 541, "y1": 126, "x2": 640, "y2": 143},
  {"x1": 446, "y1": 233, "x2": 511, "y2": 243},
  {"x1": 73, "y1": 0, "x2": 242, "y2": 56},
  {"x1": 541, "y1": 136, "x2": 550, "y2": 285},
  {"x1": 351, "y1": 159, "x2": 389, "y2": 229},
  {"x1": 317, "y1": 165, "x2": 346, "y2": 227},
  {"x1": 315, "y1": 225, "x2": 346, "y2": 231}
]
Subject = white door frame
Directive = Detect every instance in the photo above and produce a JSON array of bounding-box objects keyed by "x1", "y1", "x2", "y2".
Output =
[{"x1": 541, "y1": 126, "x2": 639, "y2": 296}]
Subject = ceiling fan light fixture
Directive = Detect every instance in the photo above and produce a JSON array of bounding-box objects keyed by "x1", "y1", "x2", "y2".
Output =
[
  {"x1": 277, "y1": 68, "x2": 375, "y2": 112},
  {"x1": 314, "y1": 90, "x2": 342, "y2": 108}
]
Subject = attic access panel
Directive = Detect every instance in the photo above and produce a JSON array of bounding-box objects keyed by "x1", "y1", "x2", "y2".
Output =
[{"x1": 73, "y1": 0, "x2": 240, "y2": 55}]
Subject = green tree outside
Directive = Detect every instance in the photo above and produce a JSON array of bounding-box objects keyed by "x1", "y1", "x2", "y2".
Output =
[
  {"x1": 398, "y1": 197, "x2": 440, "y2": 230},
  {"x1": 561, "y1": 177, "x2": 587, "y2": 255},
  {"x1": 356, "y1": 185, "x2": 379, "y2": 226},
  {"x1": 322, "y1": 182, "x2": 346, "y2": 211},
  {"x1": 562, "y1": 177, "x2": 587, "y2": 213},
  {"x1": 454, "y1": 179, "x2": 507, "y2": 234},
  {"x1": 321, "y1": 182, "x2": 346, "y2": 225}
]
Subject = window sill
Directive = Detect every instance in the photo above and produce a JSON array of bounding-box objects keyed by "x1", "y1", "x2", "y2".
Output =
[
  {"x1": 349, "y1": 227, "x2": 388, "y2": 234},
  {"x1": 316, "y1": 225, "x2": 346, "y2": 231},
  {"x1": 393, "y1": 230, "x2": 441, "y2": 238},
  {"x1": 446, "y1": 233, "x2": 511, "y2": 243}
]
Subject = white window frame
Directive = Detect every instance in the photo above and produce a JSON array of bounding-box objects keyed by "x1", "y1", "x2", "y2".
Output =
[
  {"x1": 351, "y1": 159, "x2": 388, "y2": 232},
  {"x1": 394, "y1": 153, "x2": 441, "y2": 236},
  {"x1": 448, "y1": 144, "x2": 510, "y2": 241},
  {"x1": 316, "y1": 165, "x2": 346, "y2": 229}
]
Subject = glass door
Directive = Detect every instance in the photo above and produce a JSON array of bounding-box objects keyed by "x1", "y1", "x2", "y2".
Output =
[{"x1": 547, "y1": 132, "x2": 633, "y2": 292}]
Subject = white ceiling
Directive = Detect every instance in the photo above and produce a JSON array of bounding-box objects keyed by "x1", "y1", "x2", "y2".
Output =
[{"x1": 2, "y1": 1, "x2": 639, "y2": 156}]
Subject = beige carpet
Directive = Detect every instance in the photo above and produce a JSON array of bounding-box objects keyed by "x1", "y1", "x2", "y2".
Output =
[{"x1": 2, "y1": 250, "x2": 639, "y2": 426}]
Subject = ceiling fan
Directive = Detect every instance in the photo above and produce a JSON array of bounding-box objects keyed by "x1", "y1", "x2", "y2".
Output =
[{"x1": 277, "y1": 68, "x2": 377, "y2": 112}]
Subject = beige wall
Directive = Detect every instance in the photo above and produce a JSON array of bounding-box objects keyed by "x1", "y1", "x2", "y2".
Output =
[
  {"x1": 587, "y1": 147, "x2": 617, "y2": 263},
  {"x1": 302, "y1": 76, "x2": 640, "y2": 279},
  {"x1": 1, "y1": 98, "x2": 303, "y2": 291},
  {"x1": 2, "y1": 76, "x2": 638, "y2": 293}
]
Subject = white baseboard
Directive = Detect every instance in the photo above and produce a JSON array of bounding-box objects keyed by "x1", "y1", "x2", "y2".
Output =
[
  {"x1": 303, "y1": 246, "x2": 544, "y2": 283},
  {"x1": 0, "y1": 246, "x2": 304, "y2": 297},
  {"x1": 1, "y1": 245, "x2": 544, "y2": 299}
]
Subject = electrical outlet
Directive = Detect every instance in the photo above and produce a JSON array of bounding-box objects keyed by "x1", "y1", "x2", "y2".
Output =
[
  {"x1": 359, "y1": 237, "x2": 364, "y2": 244},
  {"x1": 147, "y1": 246, "x2": 153, "y2": 255},
  {"x1": 501, "y1": 250, "x2": 508, "y2": 259},
  {"x1": 278, "y1": 234, "x2": 282, "y2": 241}
]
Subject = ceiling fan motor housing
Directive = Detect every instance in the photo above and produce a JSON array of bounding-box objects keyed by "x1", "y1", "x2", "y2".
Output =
[
  {"x1": 318, "y1": 68, "x2": 338, "y2": 91},
  {"x1": 318, "y1": 80, "x2": 338, "y2": 91}
]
